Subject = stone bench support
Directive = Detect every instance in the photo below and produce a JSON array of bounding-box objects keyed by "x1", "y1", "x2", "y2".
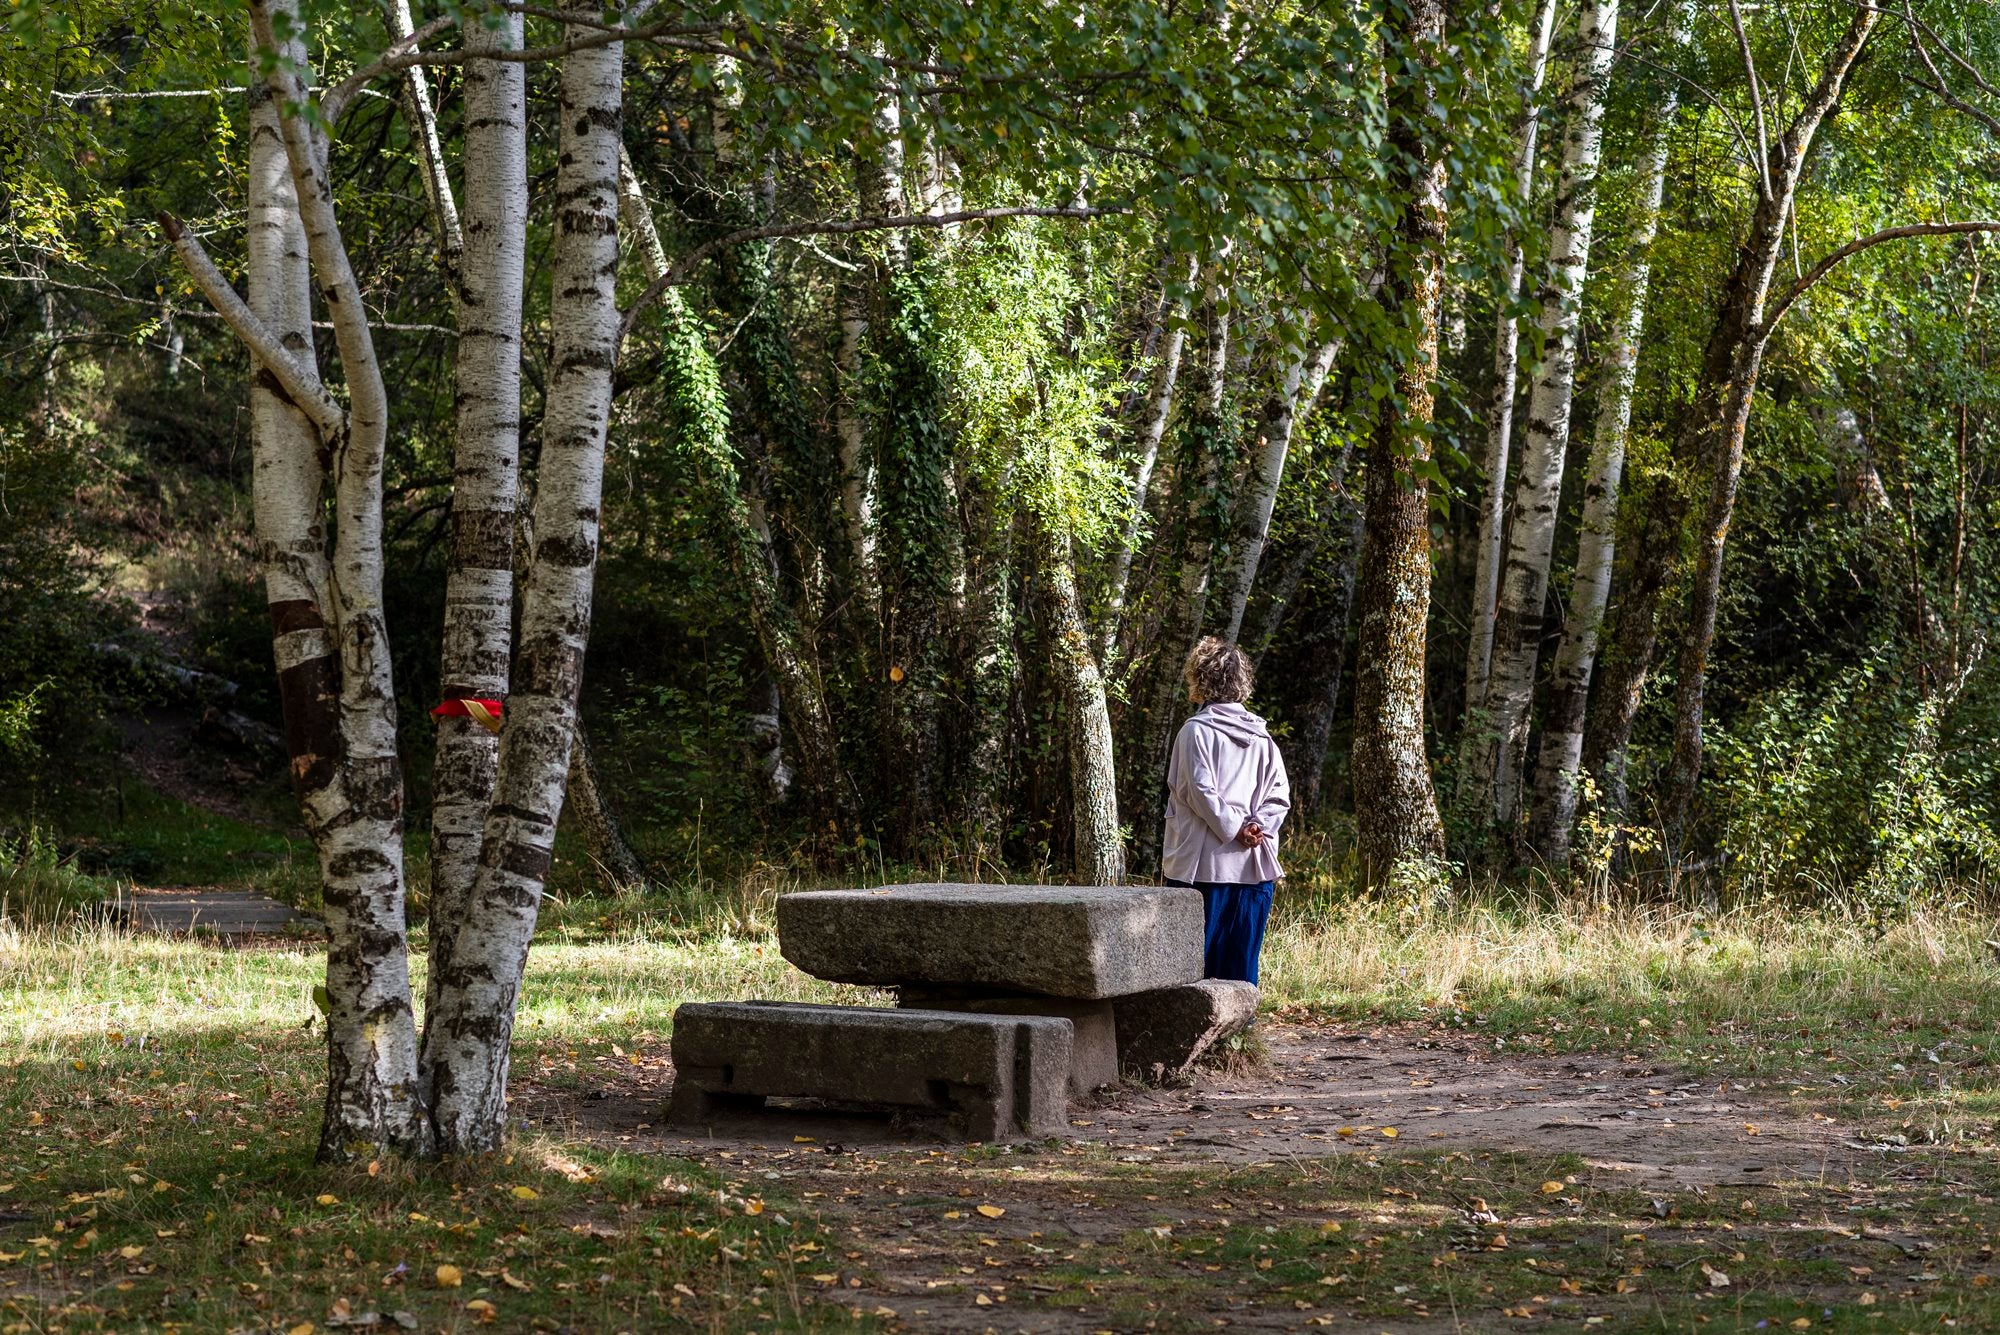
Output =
[
  {"x1": 668, "y1": 1001, "x2": 1072, "y2": 1140},
  {"x1": 898, "y1": 989, "x2": 1118, "y2": 1097}
]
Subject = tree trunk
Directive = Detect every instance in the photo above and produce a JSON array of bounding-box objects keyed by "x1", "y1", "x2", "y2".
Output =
[
  {"x1": 1098, "y1": 276, "x2": 1191, "y2": 665},
  {"x1": 1529, "y1": 28, "x2": 1681, "y2": 864},
  {"x1": 961, "y1": 476, "x2": 1017, "y2": 855},
  {"x1": 1351, "y1": 0, "x2": 1450, "y2": 889},
  {"x1": 1659, "y1": 5, "x2": 1878, "y2": 845},
  {"x1": 1464, "y1": 0, "x2": 1559, "y2": 710},
  {"x1": 567, "y1": 721, "x2": 648, "y2": 892},
  {"x1": 420, "y1": 28, "x2": 623, "y2": 1154},
  {"x1": 617, "y1": 154, "x2": 851, "y2": 830},
  {"x1": 1216, "y1": 329, "x2": 1343, "y2": 643},
  {"x1": 426, "y1": 8, "x2": 527, "y2": 1020},
  {"x1": 1474, "y1": 0, "x2": 1620, "y2": 834},
  {"x1": 1290, "y1": 478, "x2": 1365, "y2": 817},
  {"x1": 1034, "y1": 516, "x2": 1124, "y2": 885},
  {"x1": 834, "y1": 276, "x2": 879, "y2": 625},
  {"x1": 239, "y1": 0, "x2": 428, "y2": 1161}
]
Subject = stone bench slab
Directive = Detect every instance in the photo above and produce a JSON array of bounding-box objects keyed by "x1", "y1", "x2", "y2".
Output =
[
  {"x1": 667, "y1": 1001, "x2": 1072, "y2": 1141},
  {"x1": 777, "y1": 884, "x2": 1203, "y2": 1000},
  {"x1": 898, "y1": 990, "x2": 1118, "y2": 1097}
]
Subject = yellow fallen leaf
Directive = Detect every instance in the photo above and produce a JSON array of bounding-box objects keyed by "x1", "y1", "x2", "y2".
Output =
[
  {"x1": 943, "y1": 1210, "x2": 963, "y2": 1220},
  {"x1": 501, "y1": 1270, "x2": 530, "y2": 1292},
  {"x1": 1335, "y1": 1127, "x2": 1355, "y2": 1137},
  {"x1": 974, "y1": 1294, "x2": 993, "y2": 1306},
  {"x1": 435, "y1": 1264, "x2": 463, "y2": 1288},
  {"x1": 1539, "y1": 1181, "x2": 1565, "y2": 1195},
  {"x1": 117, "y1": 1245, "x2": 145, "y2": 1260},
  {"x1": 0, "y1": 1251, "x2": 20, "y2": 1262},
  {"x1": 1857, "y1": 1294, "x2": 1876, "y2": 1307},
  {"x1": 793, "y1": 1136, "x2": 817, "y2": 1144},
  {"x1": 287, "y1": 1324, "x2": 314, "y2": 1335},
  {"x1": 1380, "y1": 1127, "x2": 1399, "y2": 1139},
  {"x1": 810, "y1": 1273, "x2": 838, "y2": 1284},
  {"x1": 71, "y1": 1060, "x2": 86, "y2": 1072},
  {"x1": 465, "y1": 1298, "x2": 497, "y2": 1322},
  {"x1": 316, "y1": 1194, "x2": 339, "y2": 1206},
  {"x1": 1319, "y1": 1221, "x2": 1342, "y2": 1235},
  {"x1": 745, "y1": 1199, "x2": 765, "y2": 1216},
  {"x1": 976, "y1": 1204, "x2": 1005, "y2": 1219},
  {"x1": 510, "y1": 1186, "x2": 538, "y2": 1200},
  {"x1": 152, "y1": 1180, "x2": 171, "y2": 1194}
]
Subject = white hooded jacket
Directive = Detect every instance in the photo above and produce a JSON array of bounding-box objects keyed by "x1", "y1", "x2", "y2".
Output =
[{"x1": 1162, "y1": 701, "x2": 1292, "y2": 885}]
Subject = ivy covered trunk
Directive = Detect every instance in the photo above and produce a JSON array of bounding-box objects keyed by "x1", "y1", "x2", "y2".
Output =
[
  {"x1": 420, "y1": 28, "x2": 622, "y2": 1154},
  {"x1": 1530, "y1": 26, "x2": 1682, "y2": 863},
  {"x1": 426, "y1": 9, "x2": 527, "y2": 1011},
  {"x1": 1288, "y1": 444, "x2": 1364, "y2": 817},
  {"x1": 1474, "y1": 0, "x2": 1619, "y2": 834},
  {"x1": 1350, "y1": 0, "x2": 1449, "y2": 889}
]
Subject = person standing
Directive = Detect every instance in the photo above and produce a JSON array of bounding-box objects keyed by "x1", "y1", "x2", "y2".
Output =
[{"x1": 1162, "y1": 636, "x2": 1292, "y2": 984}]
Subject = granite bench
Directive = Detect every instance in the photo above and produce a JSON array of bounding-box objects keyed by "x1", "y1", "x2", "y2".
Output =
[{"x1": 667, "y1": 1001, "x2": 1073, "y2": 1141}]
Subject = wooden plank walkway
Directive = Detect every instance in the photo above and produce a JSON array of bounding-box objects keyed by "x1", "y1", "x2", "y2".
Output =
[{"x1": 114, "y1": 889, "x2": 317, "y2": 937}]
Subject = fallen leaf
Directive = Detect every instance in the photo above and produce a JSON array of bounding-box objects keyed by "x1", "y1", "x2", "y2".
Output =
[
  {"x1": 1539, "y1": 1181, "x2": 1565, "y2": 1195},
  {"x1": 391, "y1": 1314, "x2": 417, "y2": 1331},
  {"x1": 435, "y1": 1264, "x2": 463, "y2": 1289},
  {"x1": 316, "y1": 1194, "x2": 339, "y2": 1206},
  {"x1": 1857, "y1": 1294, "x2": 1876, "y2": 1307},
  {"x1": 976, "y1": 1205, "x2": 1005, "y2": 1219},
  {"x1": 288, "y1": 1324, "x2": 314, "y2": 1335},
  {"x1": 510, "y1": 1186, "x2": 538, "y2": 1201},
  {"x1": 793, "y1": 1136, "x2": 817, "y2": 1144},
  {"x1": 943, "y1": 1210, "x2": 963, "y2": 1220},
  {"x1": 974, "y1": 1294, "x2": 993, "y2": 1306},
  {"x1": 1380, "y1": 1127, "x2": 1399, "y2": 1139},
  {"x1": 500, "y1": 1270, "x2": 530, "y2": 1292},
  {"x1": 745, "y1": 1199, "x2": 765, "y2": 1216},
  {"x1": 464, "y1": 1299, "x2": 497, "y2": 1322},
  {"x1": 1701, "y1": 1264, "x2": 1730, "y2": 1289}
]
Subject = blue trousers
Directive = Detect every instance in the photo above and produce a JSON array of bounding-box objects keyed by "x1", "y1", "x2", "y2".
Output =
[{"x1": 1166, "y1": 878, "x2": 1275, "y2": 984}]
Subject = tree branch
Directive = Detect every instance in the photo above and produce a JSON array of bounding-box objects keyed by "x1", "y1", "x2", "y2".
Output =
[
  {"x1": 1768, "y1": 220, "x2": 2000, "y2": 329},
  {"x1": 617, "y1": 204, "x2": 1125, "y2": 342},
  {"x1": 1729, "y1": 0, "x2": 1775, "y2": 198},
  {"x1": 156, "y1": 211, "x2": 346, "y2": 440},
  {"x1": 318, "y1": 14, "x2": 456, "y2": 125}
]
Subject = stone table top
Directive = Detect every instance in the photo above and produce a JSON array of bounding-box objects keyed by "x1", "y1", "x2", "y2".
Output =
[{"x1": 775, "y1": 883, "x2": 1203, "y2": 1000}]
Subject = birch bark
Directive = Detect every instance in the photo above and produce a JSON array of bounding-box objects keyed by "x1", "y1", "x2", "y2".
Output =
[
  {"x1": 1288, "y1": 444, "x2": 1364, "y2": 816},
  {"x1": 426, "y1": 7, "x2": 527, "y2": 1020},
  {"x1": 1528, "y1": 37, "x2": 1682, "y2": 863},
  {"x1": 237, "y1": 0, "x2": 432, "y2": 1160},
  {"x1": 1034, "y1": 515, "x2": 1125, "y2": 885},
  {"x1": 1351, "y1": 0, "x2": 1450, "y2": 888},
  {"x1": 1099, "y1": 263, "x2": 1193, "y2": 664},
  {"x1": 1475, "y1": 0, "x2": 1620, "y2": 832},
  {"x1": 420, "y1": 29, "x2": 623, "y2": 1153},
  {"x1": 1464, "y1": 0, "x2": 1559, "y2": 710},
  {"x1": 1216, "y1": 329, "x2": 1343, "y2": 643}
]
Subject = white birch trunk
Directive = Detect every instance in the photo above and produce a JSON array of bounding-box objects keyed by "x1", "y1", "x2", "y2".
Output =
[
  {"x1": 242, "y1": 0, "x2": 427, "y2": 1159},
  {"x1": 1097, "y1": 275, "x2": 1191, "y2": 665},
  {"x1": 420, "y1": 30, "x2": 623, "y2": 1154},
  {"x1": 1528, "y1": 40, "x2": 1681, "y2": 863},
  {"x1": 384, "y1": 0, "x2": 461, "y2": 281},
  {"x1": 425, "y1": 9, "x2": 528, "y2": 1020},
  {"x1": 1035, "y1": 516, "x2": 1124, "y2": 885},
  {"x1": 1217, "y1": 328, "x2": 1342, "y2": 643},
  {"x1": 1464, "y1": 0, "x2": 1559, "y2": 709},
  {"x1": 1476, "y1": 0, "x2": 1620, "y2": 831}
]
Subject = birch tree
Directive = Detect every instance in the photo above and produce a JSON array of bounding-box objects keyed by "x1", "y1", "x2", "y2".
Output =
[
  {"x1": 1473, "y1": 0, "x2": 1620, "y2": 833},
  {"x1": 1529, "y1": 17, "x2": 1684, "y2": 863},
  {"x1": 165, "y1": 0, "x2": 426, "y2": 1158},
  {"x1": 425, "y1": 6, "x2": 529, "y2": 1008},
  {"x1": 1216, "y1": 326, "x2": 1343, "y2": 643},
  {"x1": 1464, "y1": 0, "x2": 1559, "y2": 709},
  {"x1": 419, "y1": 26, "x2": 623, "y2": 1153}
]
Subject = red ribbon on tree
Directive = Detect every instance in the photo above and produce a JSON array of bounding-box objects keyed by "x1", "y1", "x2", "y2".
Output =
[{"x1": 431, "y1": 697, "x2": 505, "y2": 734}]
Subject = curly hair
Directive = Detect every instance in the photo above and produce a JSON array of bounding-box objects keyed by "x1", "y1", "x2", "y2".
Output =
[{"x1": 1183, "y1": 636, "x2": 1253, "y2": 705}]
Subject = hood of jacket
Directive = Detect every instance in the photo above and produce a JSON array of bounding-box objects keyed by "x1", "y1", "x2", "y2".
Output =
[{"x1": 1190, "y1": 701, "x2": 1271, "y2": 747}]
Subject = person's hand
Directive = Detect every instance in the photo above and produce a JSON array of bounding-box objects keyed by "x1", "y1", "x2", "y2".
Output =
[{"x1": 1235, "y1": 820, "x2": 1266, "y2": 848}]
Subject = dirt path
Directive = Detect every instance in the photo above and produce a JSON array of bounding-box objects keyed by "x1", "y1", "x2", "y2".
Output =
[{"x1": 536, "y1": 1018, "x2": 1855, "y2": 1191}]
